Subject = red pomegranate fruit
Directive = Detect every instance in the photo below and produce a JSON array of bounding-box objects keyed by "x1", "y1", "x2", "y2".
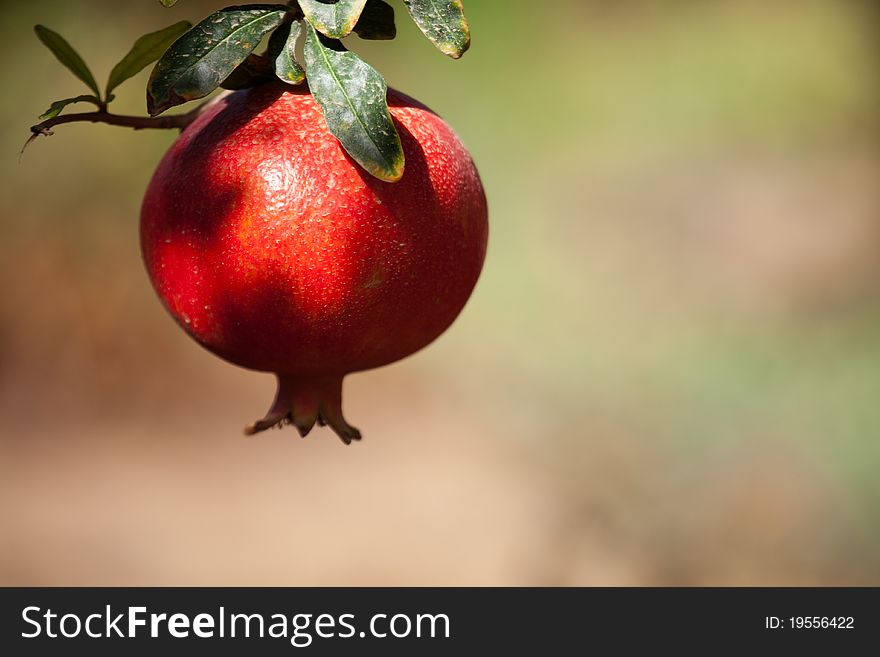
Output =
[{"x1": 140, "y1": 82, "x2": 488, "y2": 443}]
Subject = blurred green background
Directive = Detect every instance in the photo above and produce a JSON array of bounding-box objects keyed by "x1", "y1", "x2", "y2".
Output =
[{"x1": 1, "y1": 0, "x2": 879, "y2": 585}]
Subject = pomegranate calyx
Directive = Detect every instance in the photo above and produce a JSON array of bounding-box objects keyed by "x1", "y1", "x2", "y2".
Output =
[{"x1": 244, "y1": 373, "x2": 361, "y2": 444}]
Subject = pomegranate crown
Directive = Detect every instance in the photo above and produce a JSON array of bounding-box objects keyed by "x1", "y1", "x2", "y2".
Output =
[{"x1": 28, "y1": 1, "x2": 472, "y2": 182}]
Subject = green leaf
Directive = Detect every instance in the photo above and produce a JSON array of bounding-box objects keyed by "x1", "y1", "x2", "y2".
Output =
[
  {"x1": 147, "y1": 5, "x2": 289, "y2": 116},
  {"x1": 219, "y1": 54, "x2": 273, "y2": 90},
  {"x1": 159, "y1": 0, "x2": 179, "y2": 6},
  {"x1": 354, "y1": 0, "x2": 396, "y2": 40},
  {"x1": 268, "y1": 20, "x2": 305, "y2": 85},
  {"x1": 34, "y1": 25, "x2": 101, "y2": 96},
  {"x1": 39, "y1": 95, "x2": 102, "y2": 120},
  {"x1": 303, "y1": 24, "x2": 404, "y2": 182},
  {"x1": 299, "y1": 0, "x2": 368, "y2": 39},
  {"x1": 403, "y1": 0, "x2": 470, "y2": 58},
  {"x1": 106, "y1": 21, "x2": 192, "y2": 97}
]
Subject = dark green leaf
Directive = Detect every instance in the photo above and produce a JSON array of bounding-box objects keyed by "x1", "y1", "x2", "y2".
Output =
[
  {"x1": 219, "y1": 54, "x2": 274, "y2": 90},
  {"x1": 303, "y1": 24, "x2": 404, "y2": 182},
  {"x1": 39, "y1": 95, "x2": 101, "y2": 120},
  {"x1": 300, "y1": 0, "x2": 367, "y2": 39},
  {"x1": 354, "y1": 0, "x2": 396, "y2": 40},
  {"x1": 403, "y1": 0, "x2": 470, "y2": 58},
  {"x1": 268, "y1": 21, "x2": 305, "y2": 85},
  {"x1": 34, "y1": 25, "x2": 101, "y2": 96},
  {"x1": 106, "y1": 21, "x2": 192, "y2": 97},
  {"x1": 147, "y1": 5, "x2": 289, "y2": 116},
  {"x1": 159, "y1": 0, "x2": 179, "y2": 6}
]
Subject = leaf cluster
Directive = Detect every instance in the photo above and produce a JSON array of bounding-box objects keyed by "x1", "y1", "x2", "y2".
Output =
[{"x1": 33, "y1": 1, "x2": 472, "y2": 182}]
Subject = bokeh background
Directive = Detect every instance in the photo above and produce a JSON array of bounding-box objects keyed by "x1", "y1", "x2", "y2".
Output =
[{"x1": 1, "y1": 0, "x2": 879, "y2": 585}]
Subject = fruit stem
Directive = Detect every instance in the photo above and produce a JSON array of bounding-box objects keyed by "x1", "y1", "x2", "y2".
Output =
[{"x1": 244, "y1": 374, "x2": 362, "y2": 445}]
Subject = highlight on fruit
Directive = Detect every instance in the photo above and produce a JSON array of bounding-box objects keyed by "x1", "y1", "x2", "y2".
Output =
[{"x1": 25, "y1": 1, "x2": 486, "y2": 444}]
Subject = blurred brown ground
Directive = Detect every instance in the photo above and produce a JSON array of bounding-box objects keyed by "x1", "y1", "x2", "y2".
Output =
[{"x1": 1, "y1": 0, "x2": 879, "y2": 585}]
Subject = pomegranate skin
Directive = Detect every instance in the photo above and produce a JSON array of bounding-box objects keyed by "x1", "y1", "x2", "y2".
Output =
[{"x1": 140, "y1": 82, "x2": 488, "y2": 441}]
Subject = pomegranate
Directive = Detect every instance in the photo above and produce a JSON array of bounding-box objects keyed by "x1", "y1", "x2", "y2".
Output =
[{"x1": 140, "y1": 82, "x2": 488, "y2": 443}]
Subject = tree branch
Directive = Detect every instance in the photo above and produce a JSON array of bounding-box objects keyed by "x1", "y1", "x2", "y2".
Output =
[
  {"x1": 22, "y1": 93, "x2": 231, "y2": 156},
  {"x1": 30, "y1": 109, "x2": 199, "y2": 136}
]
